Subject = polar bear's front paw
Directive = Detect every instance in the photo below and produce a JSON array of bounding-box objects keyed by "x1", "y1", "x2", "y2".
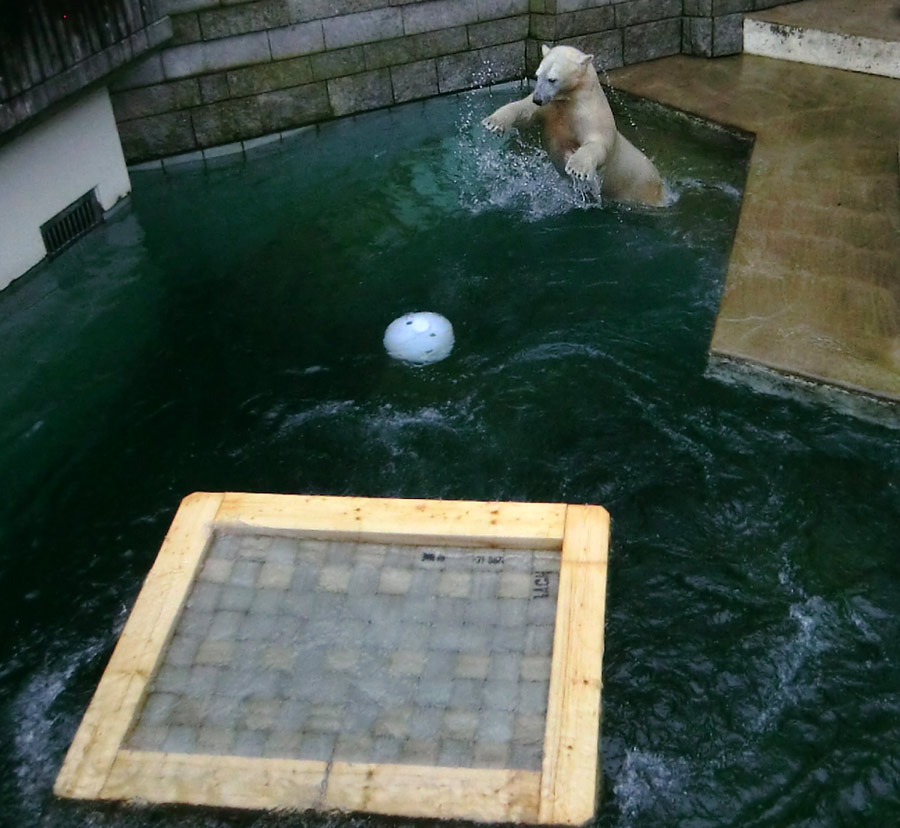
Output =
[
  {"x1": 481, "y1": 115, "x2": 509, "y2": 135},
  {"x1": 565, "y1": 151, "x2": 598, "y2": 182}
]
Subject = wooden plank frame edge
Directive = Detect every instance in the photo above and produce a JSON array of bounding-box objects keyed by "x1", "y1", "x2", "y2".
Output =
[
  {"x1": 538, "y1": 504, "x2": 610, "y2": 825},
  {"x1": 100, "y1": 751, "x2": 328, "y2": 810},
  {"x1": 55, "y1": 493, "x2": 610, "y2": 826},
  {"x1": 98, "y1": 754, "x2": 539, "y2": 822},
  {"x1": 214, "y1": 493, "x2": 568, "y2": 550},
  {"x1": 54, "y1": 492, "x2": 223, "y2": 800},
  {"x1": 325, "y1": 762, "x2": 542, "y2": 823}
]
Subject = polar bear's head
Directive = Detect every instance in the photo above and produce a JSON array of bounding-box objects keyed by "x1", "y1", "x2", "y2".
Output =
[{"x1": 532, "y1": 44, "x2": 595, "y2": 106}]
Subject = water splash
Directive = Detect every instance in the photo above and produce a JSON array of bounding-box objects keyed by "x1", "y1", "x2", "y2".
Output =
[
  {"x1": 750, "y1": 564, "x2": 837, "y2": 733},
  {"x1": 452, "y1": 86, "x2": 605, "y2": 221},
  {"x1": 506, "y1": 340, "x2": 609, "y2": 365},
  {"x1": 672, "y1": 176, "x2": 743, "y2": 201},
  {"x1": 364, "y1": 403, "x2": 457, "y2": 453},
  {"x1": 362, "y1": 399, "x2": 486, "y2": 452},
  {"x1": 614, "y1": 748, "x2": 691, "y2": 822},
  {"x1": 274, "y1": 400, "x2": 357, "y2": 437},
  {"x1": 450, "y1": 91, "x2": 709, "y2": 220},
  {"x1": 8, "y1": 632, "x2": 110, "y2": 822},
  {"x1": 460, "y1": 132, "x2": 600, "y2": 220}
]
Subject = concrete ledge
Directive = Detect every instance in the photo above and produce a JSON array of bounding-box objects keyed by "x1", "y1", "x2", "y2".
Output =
[
  {"x1": 744, "y1": 19, "x2": 900, "y2": 80},
  {"x1": 707, "y1": 355, "x2": 900, "y2": 427},
  {"x1": 609, "y1": 54, "x2": 900, "y2": 404}
]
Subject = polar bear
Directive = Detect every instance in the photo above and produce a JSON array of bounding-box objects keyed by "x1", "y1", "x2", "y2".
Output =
[{"x1": 482, "y1": 44, "x2": 666, "y2": 207}]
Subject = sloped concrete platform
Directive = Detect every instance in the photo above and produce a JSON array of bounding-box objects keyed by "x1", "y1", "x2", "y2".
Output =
[
  {"x1": 744, "y1": 0, "x2": 900, "y2": 79},
  {"x1": 609, "y1": 54, "x2": 900, "y2": 402}
]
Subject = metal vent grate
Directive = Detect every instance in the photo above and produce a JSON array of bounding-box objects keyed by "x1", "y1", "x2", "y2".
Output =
[{"x1": 40, "y1": 190, "x2": 103, "y2": 257}]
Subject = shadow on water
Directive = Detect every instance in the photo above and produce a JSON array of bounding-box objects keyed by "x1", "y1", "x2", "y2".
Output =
[{"x1": 1, "y1": 87, "x2": 899, "y2": 828}]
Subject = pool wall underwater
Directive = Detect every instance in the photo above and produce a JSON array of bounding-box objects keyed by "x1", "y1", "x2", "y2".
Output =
[{"x1": 1, "y1": 87, "x2": 900, "y2": 828}]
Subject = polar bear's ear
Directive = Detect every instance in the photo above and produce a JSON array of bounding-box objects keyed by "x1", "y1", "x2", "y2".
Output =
[
  {"x1": 579, "y1": 52, "x2": 595, "y2": 65},
  {"x1": 542, "y1": 44, "x2": 551, "y2": 57}
]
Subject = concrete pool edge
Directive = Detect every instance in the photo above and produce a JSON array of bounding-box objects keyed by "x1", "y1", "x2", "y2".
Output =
[
  {"x1": 609, "y1": 53, "x2": 900, "y2": 409},
  {"x1": 707, "y1": 355, "x2": 900, "y2": 428}
]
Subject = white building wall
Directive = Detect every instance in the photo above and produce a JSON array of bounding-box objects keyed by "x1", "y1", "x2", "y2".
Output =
[{"x1": 0, "y1": 86, "x2": 131, "y2": 290}]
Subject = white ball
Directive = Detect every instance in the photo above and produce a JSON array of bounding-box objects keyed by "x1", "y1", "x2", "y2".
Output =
[{"x1": 383, "y1": 312, "x2": 454, "y2": 364}]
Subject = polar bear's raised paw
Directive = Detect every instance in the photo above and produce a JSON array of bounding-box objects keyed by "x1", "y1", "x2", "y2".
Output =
[
  {"x1": 565, "y1": 159, "x2": 594, "y2": 181},
  {"x1": 564, "y1": 147, "x2": 600, "y2": 182},
  {"x1": 481, "y1": 115, "x2": 509, "y2": 134}
]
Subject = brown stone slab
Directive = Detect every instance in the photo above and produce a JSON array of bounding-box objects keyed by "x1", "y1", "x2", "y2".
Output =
[{"x1": 609, "y1": 55, "x2": 900, "y2": 401}]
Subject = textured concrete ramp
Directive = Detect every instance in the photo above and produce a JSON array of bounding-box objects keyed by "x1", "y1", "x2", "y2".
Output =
[{"x1": 610, "y1": 54, "x2": 900, "y2": 401}]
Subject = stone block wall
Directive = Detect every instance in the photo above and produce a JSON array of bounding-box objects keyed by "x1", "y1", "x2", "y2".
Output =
[
  {"x1": 112, "y1": 0, "x2": 530, "y2": 161},
  {"x1": 683, "y1": 0, "x2": 794, "y2": 57},
  {"x1": 528, "y1": 0, "x2": 681, "y2": 74},
  {"x1": 110, "y1": 0, "x2": 802, "y2": 162}
]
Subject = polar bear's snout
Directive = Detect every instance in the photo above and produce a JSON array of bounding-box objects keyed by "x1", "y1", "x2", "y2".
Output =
[
  {"x1": 532, "y1": 85, "x2": 552, "y2": 106},
  {"x1": 531, "y1": 76, "x2": 555, "y2": 106}
]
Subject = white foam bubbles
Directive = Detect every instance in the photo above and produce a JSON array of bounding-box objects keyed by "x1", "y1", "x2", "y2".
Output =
[
  {"x1": 614, "y1": 748, "x2": 691, "y2": 822},
  {"x1": 452, "y1": 91, "x2": 605, "y2": 221}
]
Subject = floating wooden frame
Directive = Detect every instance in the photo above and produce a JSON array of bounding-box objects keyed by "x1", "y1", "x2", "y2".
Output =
[{"x1": 55, "y1": 493, "x2": 609, "y2": 825}]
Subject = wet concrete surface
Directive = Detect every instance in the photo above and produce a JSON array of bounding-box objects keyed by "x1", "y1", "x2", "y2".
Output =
[
  {"x1": 748, "y1": 0, "x2": 900, "y2": 43},
  {"x1": 609, "y1": 53, "x2": 900, "y2": 401}
]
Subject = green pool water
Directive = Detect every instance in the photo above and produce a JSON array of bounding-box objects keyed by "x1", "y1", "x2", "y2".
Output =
[{"x1": 1, "y1": 87, "x2": 899, "y2": 828}]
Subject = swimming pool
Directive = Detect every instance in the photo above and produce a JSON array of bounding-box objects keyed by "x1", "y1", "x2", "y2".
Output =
[{"x1": 1, "y1": 87, "x2": 899, "y2": 827}]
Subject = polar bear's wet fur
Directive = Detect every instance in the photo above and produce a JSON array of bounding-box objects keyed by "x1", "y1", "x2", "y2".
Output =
[{"x1": 482, "y1": 44, "x2": 667, "y2": 208}]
